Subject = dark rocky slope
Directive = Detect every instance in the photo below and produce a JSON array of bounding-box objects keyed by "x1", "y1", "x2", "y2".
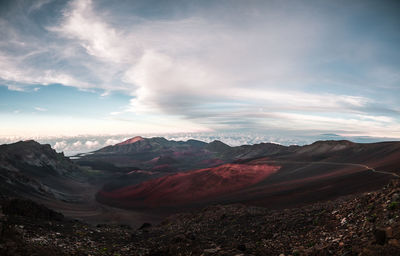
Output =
[
  {"x1": 0, "y1": 140, "x2": 83, "y2": 200},
  {"x1": 1, "y1": 180, "x2": 400, "y2": 255}
]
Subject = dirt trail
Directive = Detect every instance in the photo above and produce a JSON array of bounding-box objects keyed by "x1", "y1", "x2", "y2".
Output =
[{"x1": 261, "y1": 159, "x2": 400, "y2": 178}]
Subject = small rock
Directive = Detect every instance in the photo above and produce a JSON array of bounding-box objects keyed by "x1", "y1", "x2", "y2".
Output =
[
  {"x1": 388, "y1": 239, "x2": 400, "y2": 247},
  {"x1": 203, "y1": 247, "x2": 221, "y2": 253},
  {"x1": 363, "y1": 248, "x2": 374, "y2": 254},
  {"x1": 185, "y1": 232, "x2": 196, "y2": 240},
  {"x1": 138, "y1": 222, "x2": 152, "y2": 230},
  {"x1": 237, "y1": 244, "x2": 246, "y2": 251},
  {"x1": 171, "y1": 234, "x2": 186, "y2": 243},
  {"x1": 385, "y1": 227, "x2": 393, "y2": 238},
  {"x1": 374, "y1": 228, "x2": 386, "y2": 245}
]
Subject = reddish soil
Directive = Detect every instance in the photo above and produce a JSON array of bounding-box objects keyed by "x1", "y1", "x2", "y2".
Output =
[
  {"x1": 97, "y1": 163, "x2": 280, "y2": 208},
  {"x1": 116, "y1": 136, "x2": 144, "y2": 146}
]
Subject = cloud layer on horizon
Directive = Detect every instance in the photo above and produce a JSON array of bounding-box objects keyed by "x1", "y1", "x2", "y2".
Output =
[{"x1": 2, "y1": 132, "x2": 398, "y2": 156}]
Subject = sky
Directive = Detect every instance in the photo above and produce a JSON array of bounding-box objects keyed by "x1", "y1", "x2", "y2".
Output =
[{"x1": 0, "y1": 0, "x2": 400, "y2": 154}]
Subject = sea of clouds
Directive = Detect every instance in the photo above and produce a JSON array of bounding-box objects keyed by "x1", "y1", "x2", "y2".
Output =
[{"x1": 1, "y1": 132, "x2": 398, "y2": 156}]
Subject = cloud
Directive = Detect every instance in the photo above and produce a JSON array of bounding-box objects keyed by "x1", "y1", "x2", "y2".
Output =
[
  {"x1": 0, "y1": 39, "x2": 93, "y2": 91},
  {"x1": 84, "y1": 140, "x2": 99, "y2": 149},
  {"x1": 28, "y1": 0, "x2": 53, "y2": 13},
  {"x1": 6, "y1": 84, "x2": 25, "y2": 92},
  {"x1": 72, "y1": 141, "x2": 82, "y2": 147},
  {"x1": 34, "y1": 107, "x2": 47, "y2": 112},
  {"x1": 49, "y1": 0, "x2": 127, "y2": 63},
  {"x1": 264, "y1": 112, "x2": 400, "y2": 138},
  {"x1": 51, "y1": 139, "x2": 102, "y2": 154},
  {"x1": 124, "y1": 49, "x2": 374, "y2": 131},
  {"x1": 53, "y1": 140, "x2": 67, "y2": 151},
  {"x1": 105, "y1": 138, "x2": 120, "y2": 145}
]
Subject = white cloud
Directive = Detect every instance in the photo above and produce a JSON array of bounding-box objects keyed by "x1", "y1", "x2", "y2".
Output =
[
  {"x1": 52, "y1": 139, "x2": 101, "y2": 153},
  {"x1": 85, "y1": 140, "x2": 99, "y2": 149},
  {"x1": 34, "y1": 107, "x2": 47, "y2": 112},
  {"x1": 6, "y1": 84, "x2": 25, "y2": 92},
  {"x1": 356, "y1": 115, "x2": 394, "y2": 123},
  {"x1": 72, "y1": 141, "x2": 82, "y2": 147},
  {"x1": 50, "y1": 0, "x2": 127, "y2": 63},
  {"x1": 0, "y1": 51, "x2": 93, "y2": 91},
  {"x1": 105, "y1": 138, "x2": 120, "y2": 145},
  {"x1": 263, "y1": 112, "x2": 400, "y2": 138},
  {"x1": 53, "y1": 140, "x2": 67, "y2": 151},
  {"x1": 229, "y1": 89, "x2": 370, "y2": 111},
  {"x1": 126, "y1": 50, "x2": 222, "y2": 113}
]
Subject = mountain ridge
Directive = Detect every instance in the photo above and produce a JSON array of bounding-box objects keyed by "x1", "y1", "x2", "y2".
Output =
[
  {"x1": 0, "y1": 140, "x2": 84, "y2": 201},
  {"x1": 2, "y1": 138, "x2": 400, "y2": 223},
  {"x1": 89, "y1": 137, "x2": 400, "y2": 211}
]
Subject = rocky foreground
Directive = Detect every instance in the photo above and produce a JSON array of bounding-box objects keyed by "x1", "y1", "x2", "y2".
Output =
[{"x1": 1, "y1": 180, "x2": 400, "y2": 256}]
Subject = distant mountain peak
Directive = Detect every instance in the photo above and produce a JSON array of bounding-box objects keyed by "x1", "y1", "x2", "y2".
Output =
[
  {"x1": 210, "y1": 140, "x2": 226, "y2": 144},
  {"x1": 116, "y1": 136, "x2": 144, "y2": 146},
  {"x1": 23, "y1": 139, "x2": 37, "y2": 143},
  {"x1": 311, "y1": 140, "x2": 354, "y2": 146},
  {"x1": 206, "y1": 140, "x2": 231, "y2": 152},
  {"x1": 295, "y1": 139, "x2": 356, "y2": 156}
]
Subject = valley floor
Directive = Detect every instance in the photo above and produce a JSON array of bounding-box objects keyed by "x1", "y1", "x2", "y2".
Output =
[{"x1": 31, "y1": 179, "x2": 165, "y2": 228}]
